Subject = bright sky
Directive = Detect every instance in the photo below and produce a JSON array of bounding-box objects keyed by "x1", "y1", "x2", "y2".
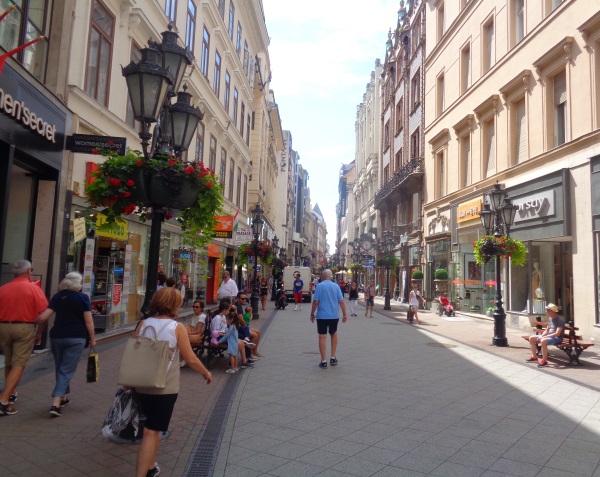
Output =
[{"x1": 263, "y1": 0, "x2": 401, "y2": 252}]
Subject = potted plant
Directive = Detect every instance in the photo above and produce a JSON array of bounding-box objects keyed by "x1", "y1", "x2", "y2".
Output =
[
  {"x1": 236, "y1": 242, "x2": 275, "y2": 266},
  {"x1": 411, "y1": 269, "x2": 424, "y2": 280},
  {"x1": 473, "y1": 235, "x2": 527, "y2": 266},
  {"x1": 85, "y1": 148, "x2": 223, "y2": 248},
  {"x1": 433, "y1": 268, "x2": 449, "y2": 293}
]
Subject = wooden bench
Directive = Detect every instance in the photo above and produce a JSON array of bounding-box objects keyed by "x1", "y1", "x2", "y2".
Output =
[{"x1": 521, "y1": 320, "x2": 594, "y2": 366}]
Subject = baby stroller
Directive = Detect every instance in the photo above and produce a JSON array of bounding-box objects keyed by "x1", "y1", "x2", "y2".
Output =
[
  {"x1": 275, "y1": 288, "x2": 288, "y2": 309},
  {"x1": 438, "y1": 296, "x2": 455, "y2": 317}
]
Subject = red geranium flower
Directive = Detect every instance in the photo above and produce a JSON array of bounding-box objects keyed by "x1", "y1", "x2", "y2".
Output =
[
  {"x1": 126, "y1": 179, "x2": 134, "y2": 187},
  {"x1": 184, "y1": 165, "x2": 195, "y2": 175},
  {"x1": 206, "y1": 181, "x2": 212, "y2": 188}
]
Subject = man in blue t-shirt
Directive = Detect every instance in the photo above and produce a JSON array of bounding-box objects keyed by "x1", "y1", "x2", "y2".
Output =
[
  {"x1": 293, "y1": 273, "x2": 304, "y2": 311},
  {"x1": 526, "y1": 303, "x2": 565, "y2": 368},
  {"x1": 310, "y1": 269, "x2": 347, "y2": 369}
]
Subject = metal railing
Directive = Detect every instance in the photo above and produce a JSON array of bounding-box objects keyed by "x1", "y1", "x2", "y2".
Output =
[{"x1": 374, "y1": 156, "x2": 424, "y2": 207}]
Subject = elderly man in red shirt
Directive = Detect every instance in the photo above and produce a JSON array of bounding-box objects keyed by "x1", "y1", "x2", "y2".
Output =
[{"x1": 0, "y1": 260, "x2": 48, "y2": 415}]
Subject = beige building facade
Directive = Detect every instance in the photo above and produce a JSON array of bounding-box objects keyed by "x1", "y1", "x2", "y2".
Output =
[{"x1": 424, "y1": 0, "x2": 600, "y2": 337}]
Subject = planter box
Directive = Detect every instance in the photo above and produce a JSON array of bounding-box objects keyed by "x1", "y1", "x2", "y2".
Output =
[{"x1": 130, "y1": 170, "x2": 201, "y2": 209}]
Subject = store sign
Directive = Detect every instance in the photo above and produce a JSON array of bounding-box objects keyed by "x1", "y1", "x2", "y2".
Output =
[
  {"x1": 112, "y1": 284, "x2": 122, "y2": 307},
  {"x1": 512, "y1": 190, "x2": 555, "y2": 223},
  {"x1": 235, "y1": 228, "x2": 252, "y2": 244},
  {"x1": 214, "y1": 215, "x2": 234, "y2": 238},
  {"x1": 457, "y1": 198, "x2": 482, "y2": 224},
  {"x1": 67, "y1": 134, "x2": 126, "y2": 155},
  {"x1": 0, "y1": 87, "x2": 57, "y2": 143},
  {"x1": 96, "y1": 214, "x2": 128, "y2": 239},
  {"x1": 73, "y1": 217, "x2": 87, "y2": 243}
]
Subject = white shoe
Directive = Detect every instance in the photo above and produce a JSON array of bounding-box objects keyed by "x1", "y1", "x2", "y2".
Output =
[{"x1": 294, "y1": 307, "x2": 297, "y2": 311}]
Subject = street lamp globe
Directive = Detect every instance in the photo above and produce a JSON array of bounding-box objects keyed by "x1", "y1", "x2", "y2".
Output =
[{"x1": 168, "y1": 85, "x2": 203, "y2": 153}]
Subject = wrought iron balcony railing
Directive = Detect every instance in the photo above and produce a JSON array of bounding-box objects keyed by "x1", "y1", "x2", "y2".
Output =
[{"x1": 374, "y1": 156, "x2": 424, "y2": 208}]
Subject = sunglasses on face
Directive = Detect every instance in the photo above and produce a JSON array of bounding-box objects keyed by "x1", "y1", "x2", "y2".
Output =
[{"x1": 192, "y1": 306, "x2": 201, "y2": 309}]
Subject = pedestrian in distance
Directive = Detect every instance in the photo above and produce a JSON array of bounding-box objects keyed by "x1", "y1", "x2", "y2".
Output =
[
  {"x1": 408, "y1": 282, "x2": 425, "y2": 324},
  {"x1": 259, "y1": 278, "x2": 269, "y2": 310},
  {"x1": 219, "y1": 310, "x2": 240, "y2": 373},
  {"x1": 0, "y1": 260, "x2": 48, "y2": 415},
  {"x1": 36, "y1": 272, "x2": 97, "y2": 418},
  {"x1": 364, "y1": 280, "x2": 376, "y2": 318},
  {"x1": 526, "y1": 303, "x2": 565, "y2": 367},
  {"x1": 310, "y1": 269, "x2": 348, "y2": 369},
  {"x1": 217, "y1": 270, "x2": 238, "y2": 302},
  {"x1": 133, "y1": 287, "x2": 212, "y2": 477},
  {"x1": 293, "y1": 272, "x2": 304, "y2": 311},
  {"x1": 348, "y1": 282, "x2": 359, "y2": 316}
]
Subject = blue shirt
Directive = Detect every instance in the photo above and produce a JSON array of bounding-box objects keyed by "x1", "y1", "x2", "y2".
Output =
[
  {"x1": 48, "y1": 290, "x2": 92, "y2": 339},
  {"x1": 313, "y1": 280, "x2": 343, "y2": 319},
  {"x1": 293, "y1": 279, "x2": 303, "y2": 293}
]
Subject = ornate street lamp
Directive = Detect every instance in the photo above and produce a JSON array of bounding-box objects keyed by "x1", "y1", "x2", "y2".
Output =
[
  {"x1": 480, "y1": 183, "x2": 518, "y2": 347},
  {"x1": 271, "y1": 235, "x2": 280, "y2": 300},
  {"x1": 122, "y1": 26, "x2": 202, "y2": 313},
  {"x1": 251, "y1": 203, "x2": 264, "y2": 320},
  {"x1": 383, "y1": 230, "x2": 393, "y2": 310}
]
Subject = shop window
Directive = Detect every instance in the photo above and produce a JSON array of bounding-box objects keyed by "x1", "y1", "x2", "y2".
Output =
[
  {"x1": 0, "y1": 0, "x2": 50, "y2": 82},
  {"x1": 185, "y1": 0, "x2": 196, "y2": 52},
  {"x1": 85, "y1": 0, "x2": 115, "y2": 107}
]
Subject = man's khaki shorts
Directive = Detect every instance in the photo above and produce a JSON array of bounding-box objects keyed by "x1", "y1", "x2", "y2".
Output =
[{"x1": 0, "y1": 323, "x2": 36, "y2": 367}]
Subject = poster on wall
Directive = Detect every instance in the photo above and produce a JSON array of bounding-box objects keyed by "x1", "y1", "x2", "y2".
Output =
[
  {"x1": 111, "y1": 283, "x2": 123, "y2": 328},
  {"x1": 82, "y1": 238, "x2": 95, "y2": 298},
  {"x1": 122, "y1": 245, "x2": 132, "y2": 320}
]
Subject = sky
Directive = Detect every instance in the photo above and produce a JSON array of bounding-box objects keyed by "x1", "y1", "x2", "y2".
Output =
[{"x1": 262, "y1": 0, "x2": 402, "y2": 252}]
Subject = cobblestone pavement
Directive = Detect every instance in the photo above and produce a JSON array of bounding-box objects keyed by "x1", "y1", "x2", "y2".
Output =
[{"x1": 1, "y1": 299, "x2": 600, "y2": 476}]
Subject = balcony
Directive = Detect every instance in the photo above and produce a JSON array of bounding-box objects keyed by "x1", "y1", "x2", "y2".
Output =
[{"x1": 374, "y1": 157, "x2": 424, "y2": 208}]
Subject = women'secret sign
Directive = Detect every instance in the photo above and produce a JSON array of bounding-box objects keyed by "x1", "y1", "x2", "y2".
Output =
[{"x1": 0, "y1": 87, "x2": 57, "y2": 143}]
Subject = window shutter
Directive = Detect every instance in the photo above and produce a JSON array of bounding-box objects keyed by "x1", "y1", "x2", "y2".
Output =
[
  {"x1": 553, "y1": 70, "x2": 566, "y2": 105},
  {"x1": 515, "y1": 99, "x2": 527, "y2": 163}
]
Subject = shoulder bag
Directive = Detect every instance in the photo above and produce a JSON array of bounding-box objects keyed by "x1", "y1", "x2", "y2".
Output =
[{"x1": 116, "y1": 320, "x2": 173, "y2": 389}]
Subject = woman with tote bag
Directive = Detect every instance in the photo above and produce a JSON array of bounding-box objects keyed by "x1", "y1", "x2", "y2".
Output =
[{"x1": 131, "y1": 287, "x2": 212, "y2": 477}]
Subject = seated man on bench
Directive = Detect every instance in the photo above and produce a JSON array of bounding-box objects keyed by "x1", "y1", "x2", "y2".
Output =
[{"x1": 526, "y1": 303, "x2": 564, "y2": 368}]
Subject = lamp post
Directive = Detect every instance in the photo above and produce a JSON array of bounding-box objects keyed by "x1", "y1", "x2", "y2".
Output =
[
  {"x1": 383, "y1": 231, "x2": 393, "y2": 310},
  {"x1": 122, "y1": 25, "x2": 202, "y2": 313},
  {"x1": 251, "y1": 203, "x2": 264, "y2": 320},
  {"x1": 480, "y1": 183, "x2": 518, "y2": 347},
  {"x1": 271, "y1": 235, "x2": 279, "y2": 300}
]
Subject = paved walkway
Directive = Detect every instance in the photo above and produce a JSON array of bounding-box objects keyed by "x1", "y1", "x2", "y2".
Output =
[{"x1": 2, "y1": 299, "x2": 600, "y2": 476}]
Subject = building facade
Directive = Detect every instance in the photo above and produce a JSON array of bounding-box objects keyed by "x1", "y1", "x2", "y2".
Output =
[{"x1": 424, "y1": 0, "x2": 600, "y2": 337}]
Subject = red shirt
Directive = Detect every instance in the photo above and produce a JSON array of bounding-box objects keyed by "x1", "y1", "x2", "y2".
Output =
[{"x1": 0, "y1": 277, "x2": 48, "y2": 323}]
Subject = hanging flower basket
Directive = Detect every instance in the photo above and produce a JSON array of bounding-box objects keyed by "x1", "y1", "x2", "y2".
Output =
[
  {"x1": 473, "y1": 235, "x2": 527, "y2": 266},
  {"x1": 85, "y1": 148, "x2": 223, "y2": 248},
  {"x1": 236, "y1": 242, "x2": 274, "y2": 266}
]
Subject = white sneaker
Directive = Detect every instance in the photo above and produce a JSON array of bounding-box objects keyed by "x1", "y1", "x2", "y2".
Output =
[
  {"x1": 225, "y1": 368, "x2": 236, "y2": 374},
  {"x1": 294, "y1": 306, "x2": 297, "y2": 311}
]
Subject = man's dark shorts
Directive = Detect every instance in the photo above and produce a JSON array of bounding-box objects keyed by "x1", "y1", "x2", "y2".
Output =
[
  {"x1": 317, "y1": 318, "x2": 339, "y2": 335},
  {"x1": 366, "y1": 298, "x2": 374, "y2": 307}
]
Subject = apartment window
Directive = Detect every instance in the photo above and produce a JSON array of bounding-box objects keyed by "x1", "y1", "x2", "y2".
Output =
[
  {"x1": 224, "y1": 71, "x2": 231, "y2": 112},
  {"x1": 243, "y1": 41, "x2": 249, "y2": 75},
  {"x1": 384, "y1": 121, "x2": 390, "y2": 149},
  {"x1": 460, "y1": 44, "x2": 471, "y2": 94},
  {"x1": 228, "y1": 2, "x2": 235, "y2": 39},
  {"x1": 512, "y1": 0, "x2": 525, "y2": 45},
  {"x1": 396, "y1": 98, "x2": 404, "y2": 132},
  {"x1": 436, "y1": 73, "x2": 445, "y2": 117},
  {"x1": 240, "y1": 102, "x2": 245, "y2": 135},
  {"x1": 218, "y1": 0, "x2": 225, "y2": 19},
  {"x1": 236, "y1": 22, "x2": 242, "y2": 57},
  {"x1": 483, "y1": 119, "x2": 496, "y2": 178},
  {"x1": 232, "y1": 88, "x2": 239, "y2": 126},
  {"x1": 209, "y1": 135, "x2": 217, "y2": 171},
  {"x1": 213, "y1": 50, "x2": 221, "y2": 97},
  {"x1": 515, "y1": 98, "x2": 528, "y2": 163},
  {"x1": 125, "y1": 43, "x2": 142, "y2": 129},
  {"x1": 384, "y1": 165, "x2": 389, "y2": 184},
  {"x1": 243, "y1": 174, "x2": 248, "y2": 212},
  {"x1": 482, "y1": 19, "x2": 494, "y2": 74},
  {"x1": 246, "y1": 114, "x2": 251, "y2": 146},
  {"x1": 236, "y1": 166, "x2": 242, "y2": 206},
  {"x1": 460, "y1": 135, "x2": 471, "y2": 187},
  {"x1": 437, "y1": 2, "x2": 445, "y2": 41},
  {"x1": 219, "y1": 148, "x2": 227, "y2": 189},
  {"x1": 395, "y1": 149, "x2": 402, "y2": 171},
  {"x1": 412, "y1": 13, "x2": 421, "y2": 54},
  {"x1": 201, "y1": 27, "x2": 210, "y2": 76},
  {"x1": 195, "y1": 123, "x2": 205, "y2": 163},
  {"x1": 165, "y1": 0, "x2": 177, "y2": 22},
  {"x1": 228, "y1": 158, "x2": 235, "y2": 200},
  {"x1": 411, "y1": 128, "x2": 420, "y2": 159},
  {"x1": 85, "y1": 1, "x2": 115, "y2": 106},
  {"x1": 435, "y1": 150, "x2": 446, "y2": 199},
  {"x1": 553, "y1": 70, "x2": 567, "y2": 147},
  {"x1": 185, "y1": 0, "x2": 196, "y2": 52},
  {"x1": 411, "y1": 70, "x2": 420, "y2": 110}
]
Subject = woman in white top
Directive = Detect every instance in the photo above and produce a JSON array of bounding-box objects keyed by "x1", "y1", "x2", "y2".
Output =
[
  {"x1": 408, "y1": 282, "x2": 425, "y2": 325},
  {"x1": 134, "y1": 287, "x2": 212, "y2": 477}
]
